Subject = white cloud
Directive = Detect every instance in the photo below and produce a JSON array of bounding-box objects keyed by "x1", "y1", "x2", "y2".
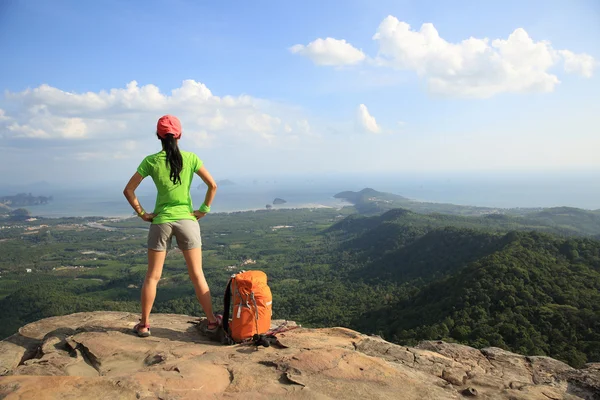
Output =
[
  {"x1": 296, "y1": 119, "x2": 311, "y2": 135},
  {"x1": 292, "y1": 16, "x2": 597, "y2": 98},
  {"x1": 373, "y1": 17, "x2": 595, "y2": 97},
  {"x1": 356, "y1": 104, "x2": 380, "y2": 133},
  {"x1": 290, "y1": 37, "x2": 366, "y2": 66},
  {"x1": 208, "y1": 110, "x2": 227, "y2": 131},
  {"x1": 4, "y1": 105, "x2": 88, "y2": 139},
  {"x1": 4, "y1": 80, "x2": 255, "y2": 118},
  {"x1": 0, "y1": 80, "x2": 314, "y2": 149},
  {"x1": 186, "y1": 130, "x2": 213, "y2": 149},
  {"x1": 58, "y1": 117, "x2": 87, "y2": 138},
  {"x1": 559, "y1": 50, "x2": 597, "y2": 78},
  {"x1": 0, "y1": 109, "x2": 10, "y2": 121},
  {"x1": 7, "y1": 122, "x2": 49, "y2": 139},
  {"x1": 246, "y1": 113, "x2": 281, "y2": 134}
]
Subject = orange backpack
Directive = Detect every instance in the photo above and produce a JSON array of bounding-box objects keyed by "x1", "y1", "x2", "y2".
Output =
[{"x1": 222, "y1": 270, "x2": 272, "y2": 343}]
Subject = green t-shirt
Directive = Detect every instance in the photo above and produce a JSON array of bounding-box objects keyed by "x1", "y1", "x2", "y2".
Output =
[{"x1": 137, "y1": 150, "x2": 203, "y2": 224}]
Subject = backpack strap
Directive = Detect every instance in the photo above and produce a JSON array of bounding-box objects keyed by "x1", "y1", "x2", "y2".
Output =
[{"x1": 222, "y1": 277, "x2": 233, "y2": 335}]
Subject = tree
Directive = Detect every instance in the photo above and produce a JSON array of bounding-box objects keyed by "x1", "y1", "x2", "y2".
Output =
[{"x1": 10, "y1": 208, "x2": 30, "y2": 221}]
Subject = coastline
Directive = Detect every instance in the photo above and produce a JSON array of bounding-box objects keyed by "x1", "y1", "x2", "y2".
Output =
[{"x1": 16, "y1": 202, "x2": 352, "y2": 220}]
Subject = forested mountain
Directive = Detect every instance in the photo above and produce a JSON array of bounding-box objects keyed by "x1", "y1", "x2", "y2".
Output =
[
  {"x1": 330, "y1": 201, "x2": 600, "y2": 238},
  {"x1": 335, "y1": 189, "x2": 600, "y2": 237},
  {"x1": 327, "y1": 211, "x2": 600, "y2": 367},
  {"x1": 353, "y1": 230, "x2": 600, "y2": 367},
  {"x1": 526, "y1": 207, "x2": 600, "y2": 236}
]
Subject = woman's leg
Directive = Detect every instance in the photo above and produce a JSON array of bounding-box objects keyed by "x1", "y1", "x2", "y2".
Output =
[
  {"x1": 182, "y1": 247, "x2": 217, "y2": 323},
  {"x1": 139, "y1": 249, "x2": 166, "y2": 332}
]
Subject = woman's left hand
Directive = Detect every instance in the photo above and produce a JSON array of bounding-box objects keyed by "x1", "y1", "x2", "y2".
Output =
[{"x1": 192, "y1": 210, "x2": 206, "y2": 220}]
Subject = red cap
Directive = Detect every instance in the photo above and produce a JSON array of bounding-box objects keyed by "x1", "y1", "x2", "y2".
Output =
[{"x1": 157, "y1": 115, "x2": 182, "y2": 139}]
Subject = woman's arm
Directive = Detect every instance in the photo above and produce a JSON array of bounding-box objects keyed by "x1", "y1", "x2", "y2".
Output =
[
  {"x1": 123, "y1": 172, "x2": 154, "y2": 222},
  {"x1": 193, "y1": 166, "x2": 217, "y2": 219}
]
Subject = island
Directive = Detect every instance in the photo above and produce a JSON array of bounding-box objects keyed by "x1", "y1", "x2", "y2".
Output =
[
  {"x1": 334, "y1": 187, "x2": 550, "y2": 217},
  {"x1": 333, "y1": 188, "x2": 408, "y2": 214},
  {"x1": 0, "y1": 193, "x2": 53, "y2": 207},
  {"x1": 273, "y1": 198, "x2": 287, "y2": 205}
]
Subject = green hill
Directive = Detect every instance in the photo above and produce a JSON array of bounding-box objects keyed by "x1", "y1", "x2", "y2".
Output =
[
  {"x1": 329, "y1": 211, "x2": 600, "y2": 367},
  {"x1": 332, "y1": 190, "x2": 600, "y2": 237},
  {"x1": 350, "y1": 226, "x2": 503, "y2": 284},
  {"x1": 354, "y1": 231, "x2": 600, "y2": 367},
  {"x1": 525, "y1": 207, "x2": 600, "y2": 236}
]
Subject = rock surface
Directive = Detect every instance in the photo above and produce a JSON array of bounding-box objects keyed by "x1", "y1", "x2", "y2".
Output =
[{"x1": 0, "y1": 311, "x2": 598, "y2": 400}]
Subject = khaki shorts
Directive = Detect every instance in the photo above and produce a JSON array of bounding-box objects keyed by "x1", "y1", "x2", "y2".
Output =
[{"x1": 148, "y1": 219, "x2": 202, "y2": 251}]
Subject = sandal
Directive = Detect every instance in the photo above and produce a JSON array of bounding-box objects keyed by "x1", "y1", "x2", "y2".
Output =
[
  {"x1": 133, "y1": 322, "x2": 151, "y2": 337},
  {"x1": 206, "y1": 314, "x2": 223, "y2": 333}
]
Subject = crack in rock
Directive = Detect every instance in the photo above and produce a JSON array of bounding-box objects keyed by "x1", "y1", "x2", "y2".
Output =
[
  {"x1": 144, "y1": 353, "x2": 168, "y2": 367},
  {"x1": 258, "y1": 359, "x2": 306, "y2": 387},
  {"x1": 541, "y1": 391, "x2": 562, "y2": 400},
  {"x1": 280, "y1": 372, "x2": 306, "y2": 387},
  {"x1": 74, "y1": 341, "x2": 102, "y2": 374},
  {"x1": 227, "y1": 367, "x2": 234, "y2": 384}
]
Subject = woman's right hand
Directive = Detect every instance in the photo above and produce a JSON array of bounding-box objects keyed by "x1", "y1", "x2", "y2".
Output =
[{"x1": 141, "y1": 213, "x2": 155, "y2": 222}]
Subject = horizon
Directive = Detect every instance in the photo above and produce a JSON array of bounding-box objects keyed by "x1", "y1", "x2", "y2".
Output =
[
  {"x1": 1, "y1": 0, "x2": 599, "y2": 184},
  {"x1": 3, "y1": 169, "x2": 600, "y2": 212},
  {"x1": 2, "y1": 166, "x2": 600, "y2": 187}
]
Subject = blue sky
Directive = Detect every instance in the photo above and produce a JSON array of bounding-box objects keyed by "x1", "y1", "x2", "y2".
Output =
[{"x1": 0, "y1": 0, "x2": 599, "y2": 185}]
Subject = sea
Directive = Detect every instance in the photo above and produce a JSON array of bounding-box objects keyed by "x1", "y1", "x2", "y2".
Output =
[{"x1": 4, "y1": 171, "x2": 600, "y2": 218}]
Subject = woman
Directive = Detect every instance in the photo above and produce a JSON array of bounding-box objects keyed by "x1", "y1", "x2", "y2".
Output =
[{"x1": 123, "y1": 114, "x2": 221, "y2": 337}]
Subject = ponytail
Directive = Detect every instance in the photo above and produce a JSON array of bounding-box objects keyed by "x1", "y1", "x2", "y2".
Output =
[{"x1": 159, "y1": 134, "x2": 183, "y2": 185}]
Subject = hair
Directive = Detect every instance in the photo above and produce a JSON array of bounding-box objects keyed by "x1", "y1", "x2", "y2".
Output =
[{"x1": 159, "y1": 133, "x2": 183, "y2": 185}]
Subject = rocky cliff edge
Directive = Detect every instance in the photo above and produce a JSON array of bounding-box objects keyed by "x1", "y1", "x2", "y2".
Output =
[{"x1": 0, "y1": 312, "x2": 599, "y2": 400}]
